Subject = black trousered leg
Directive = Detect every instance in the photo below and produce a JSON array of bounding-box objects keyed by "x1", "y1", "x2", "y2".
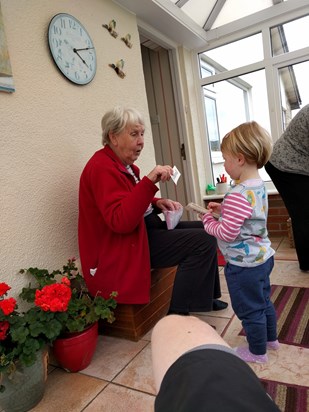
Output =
[
  {"x1": 145, "y1": 214, "x2": 221, "y2": 312},
  {"x1": 265, "y1": 162, "x2": 309, "y2": 271}
]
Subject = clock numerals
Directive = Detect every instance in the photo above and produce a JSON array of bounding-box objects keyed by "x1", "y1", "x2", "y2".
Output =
[
  {"x1": 48, "y1": 13, "x2": 97, "y2": 85},
  {"x1": 51, "y1": 37, "x2": 63, "y2": 49},
  {"x1": 68, "y1": 18, "x2": 77, "y2": 31},
  {"x1": 52, "y1": 25, "x2": 62, "y2": 37},
  {"x1": 60, "y1": 17, "x2": 67, "y2": 29}
]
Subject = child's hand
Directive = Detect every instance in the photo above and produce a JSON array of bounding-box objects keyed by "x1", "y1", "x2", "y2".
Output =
[{"x1": 207, "y1": 202, "x2": 221, "y2": 216}]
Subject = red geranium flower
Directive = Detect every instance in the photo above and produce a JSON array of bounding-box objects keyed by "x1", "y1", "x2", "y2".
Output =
[
  {"x1": 35, "y1": 283, "x2": 71, "y2": 312},
  {"x1": 0, "y1": 283, "x2": 11, "y2": 297},
  {"x1": 0, "y1": 297, "x2": 17, "y2": 315},
  {"x1": 61, "y1": 277, "x2": 70, "y2": 287}
]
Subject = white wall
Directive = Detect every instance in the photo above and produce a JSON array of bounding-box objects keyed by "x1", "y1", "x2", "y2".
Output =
[{"x1": 0, "y1": 0, "x2": 156, "y2": 298}]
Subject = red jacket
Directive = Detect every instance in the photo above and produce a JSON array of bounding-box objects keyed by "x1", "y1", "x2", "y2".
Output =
[{"x1": 78, "y1": 145, "x2": 159, "y2": 304}]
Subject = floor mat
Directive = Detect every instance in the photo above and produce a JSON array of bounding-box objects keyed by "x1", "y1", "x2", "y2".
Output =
[{"x1": 261, "y1": 379, "x2": 308, "y2": 412}]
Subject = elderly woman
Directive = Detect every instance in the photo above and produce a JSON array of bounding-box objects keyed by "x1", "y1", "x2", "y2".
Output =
[{"x1": 78, "y1": 106, "x2": 227, "y2": 314}]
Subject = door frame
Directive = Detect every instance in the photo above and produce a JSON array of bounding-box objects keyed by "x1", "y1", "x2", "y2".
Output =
[{"x1": 138, "y1": 23, "x2": 195, "y2": 210}]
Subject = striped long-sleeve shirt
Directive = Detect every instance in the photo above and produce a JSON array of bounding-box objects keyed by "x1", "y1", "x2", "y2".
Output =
[{"x1": 203, "y1": 179, "x2": 275, "y2": 267}]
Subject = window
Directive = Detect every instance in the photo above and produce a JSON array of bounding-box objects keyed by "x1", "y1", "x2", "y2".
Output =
[
  {"x1": 197, "y1": 12, "x2": 309, "y2": 188},
  {"x1": 202, "y1": 70, "x2": 270, "y2": 182},
  {"x1": 199, "y1": 33, "x2": 263, "y2": 74},
  {"x1": 270, "y1": 15, "x2": 309, "y2": 57},
  {"x1": 278, "y1": 60, "x2": 309, "y2": 122}
]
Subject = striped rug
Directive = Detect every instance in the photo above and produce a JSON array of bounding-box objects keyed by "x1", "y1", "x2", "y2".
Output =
[
  {"x1": 260, "y1": 379, "x2": 308, "y2": 412},
  {"x1": 271, "y1": 285, "x2": 308, "y2": 348},
  {"x1": 239, "y1": 285, "x2": 309, "y2": 348}
]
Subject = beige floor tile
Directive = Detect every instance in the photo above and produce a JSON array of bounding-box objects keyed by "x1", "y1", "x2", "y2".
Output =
[
  {"x1": 271, "y1": 261, "x2": 309, "y2": 287},
  {"x1": 192, "y1": 291, "x2": 234, "y2": 320},
  {"x1": 249, "y1": 344, "x2": 309, "y2": 387},
  {"x1": 194, "y1": 314, "x2": 231, "y2": 335},
  {"x1": 84, "y1": 383, "x2": 155, "y2": 412},
  {"x1": 141, "y1": 329, "x2": 153, "y2": 341},
  {"x1": 270, "y1": 237, "x2": 282, "y2": 251},
  {"x1": 278, "y1": 237, "x2": 294, "y2": 250},
  {"x1": 31, "y1": 369, "x2": 108, "y2": 412},
  {"x1": 114, "y1": 344, "x2": 156, "y2": 394},
  {"x1": 275, "y1": 249, "x2": 298, "y2": 261},
  {"x1": 80, "y1": 335, "x2": 148, "y2": 381},
  {"x1": 222, "y1": 315, "x2": 309, "y2": 387},
  {"x1": 219, "y1": 271, "x2": 228, "y2": 294}
]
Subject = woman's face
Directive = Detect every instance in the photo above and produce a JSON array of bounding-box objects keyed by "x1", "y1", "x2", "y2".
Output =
[{"x1": 110, "y1": 123, "x2": 145, "y2": 165}]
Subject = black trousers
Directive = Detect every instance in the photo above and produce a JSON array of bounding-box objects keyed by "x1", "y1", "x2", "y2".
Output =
[
  {"x1": 265, "y1": 161, "x2": 309, "y2": 271},
  {"x1": 155, "y1": 348, "x2": 280, "y2": 412},
  {"x1": 145, "y1": 213, "x2": 221, "y2": 312}
]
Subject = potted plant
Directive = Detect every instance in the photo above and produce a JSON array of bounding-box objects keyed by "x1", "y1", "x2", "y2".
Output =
[
  {"x1": 0, "y1": 282, "x2": 56, "y2": 411},
  {"x1": 18, "y1": 257, "x2": 118, "y2": 372}
]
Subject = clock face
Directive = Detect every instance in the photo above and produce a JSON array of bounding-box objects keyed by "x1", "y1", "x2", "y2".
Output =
[{"x1": 48, "y1": 13, "x2": 97, "y2": 85}]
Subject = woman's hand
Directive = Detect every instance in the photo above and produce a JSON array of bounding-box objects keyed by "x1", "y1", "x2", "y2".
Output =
[
  {"x1": 147, "y1": 165, "x2": 173, "y2": 184},
  {"x1": 156, "y1": 199, "x2": 182, "y2": 211}
]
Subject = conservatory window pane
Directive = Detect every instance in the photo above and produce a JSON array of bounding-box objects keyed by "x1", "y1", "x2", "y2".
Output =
[
  {"x1": 204, "y1": 97, "x2": 220, "y2": 152},
  {"x1": 202, "y1": 69, "x2": 271, "y2": 183},
  {"x1": 278, "y1": 60, "x2": 309, "y2": 127},
  {"x1": 199, "y1": 33, "x2": 263, "y2": 76},
  {"x1": 270, "y1": 15, "x2": 309, "y2": 57}
]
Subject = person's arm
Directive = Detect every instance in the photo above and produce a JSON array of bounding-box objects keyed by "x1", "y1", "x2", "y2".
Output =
[
  {"x1": 90, "y1": 162, "x2": 158, "y2": 233},
  {"x1": 202, "y1": 193, "x2": 253, "y2": 242}
]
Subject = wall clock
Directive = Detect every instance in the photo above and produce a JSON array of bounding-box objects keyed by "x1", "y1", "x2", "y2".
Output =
[{"x1": 48, "y1": 13, "x2": 97, "y2": 85}]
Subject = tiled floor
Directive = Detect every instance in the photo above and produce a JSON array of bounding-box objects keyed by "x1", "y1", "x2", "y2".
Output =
[{"x1": 31, "y1": 237, "x2": 308, "y2": 412}]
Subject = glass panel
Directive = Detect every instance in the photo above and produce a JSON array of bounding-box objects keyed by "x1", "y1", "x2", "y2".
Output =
[
  {"x1": 182, "y1": 0, "x2": 217, "y2": 27},
  {"x1": 200, "y1": 61, "x2": 214, "y2": 79},
  {"x1": 202, "y1": 69, "x2": 271, "y2": 183},
  {"x1": 199, "y1": 33, "x2": 263, "y2": 76},
  {"x1": 278, "y1": 60, "x2": 309, "y2": 128},
  {"x1": 271, "y1": 15, "x2": 309, "y2": 57},
  {"x1": 211, "y1": 0, "x2": 275, "y2": 29},
  {"x1": 204, "y1": 97, "x2": 220, "y2": 151}
]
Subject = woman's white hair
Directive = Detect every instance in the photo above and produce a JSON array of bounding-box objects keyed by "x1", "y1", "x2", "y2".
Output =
[{"x1": 101, "y1": 106, "x2": 145, "y2": 145}]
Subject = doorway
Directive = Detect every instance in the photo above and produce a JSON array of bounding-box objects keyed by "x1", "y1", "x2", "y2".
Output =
[{"x1": 140, "y1": 40, "x2": 189, "y2": 218}]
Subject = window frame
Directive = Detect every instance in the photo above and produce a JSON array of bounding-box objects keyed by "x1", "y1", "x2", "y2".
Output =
[{"x1": 192, "y1": 3, "x2": 309, "y2": 195}]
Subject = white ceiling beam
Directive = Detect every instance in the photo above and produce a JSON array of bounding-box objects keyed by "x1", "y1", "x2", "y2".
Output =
[
  {"x1": 203, "y1": 0, "x2": 227, "y2": 31},
  {"x1": 113, "y1": 0, "x2": 209, "y2": 48},
  {"x1": 176, "y1": 0, "x2": 190, "y2": 7}
]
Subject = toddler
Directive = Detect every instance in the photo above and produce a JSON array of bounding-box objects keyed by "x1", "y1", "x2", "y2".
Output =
[{"x1": 202, "y1": 121, "x2": 279, "y2": 363}]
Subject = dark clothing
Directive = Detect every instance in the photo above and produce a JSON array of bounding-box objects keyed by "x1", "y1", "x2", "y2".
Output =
[
  {"x1": 155, "y1": 347, "x2": 280, "y2": 412},
  {"x1": 225, "y1": 257, "x2": 277, "y2": 355},
  {"x1": 265, "y1": 161, "x2": 309, "y2": 271},
  {"x1": 145, "y1": 213, "x2": 221, "y2": 312}
]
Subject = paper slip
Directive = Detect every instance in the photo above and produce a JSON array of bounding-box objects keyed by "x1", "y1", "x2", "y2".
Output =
[{"x1": 171, "y1": 165, "x2": 181, "y2": 185}]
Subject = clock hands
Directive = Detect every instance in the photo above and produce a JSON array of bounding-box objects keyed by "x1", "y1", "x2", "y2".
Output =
[
  {"x1": 74, "y1": 47, "x2": 94, "y2": 51},
  {"x1": 73, "y1": 48, "x2": 89, "y2": 67}
]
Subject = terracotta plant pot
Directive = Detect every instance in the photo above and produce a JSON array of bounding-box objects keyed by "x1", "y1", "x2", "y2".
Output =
[{"x1": 52, "y1": 322, "x2": 98, "y2": 372}]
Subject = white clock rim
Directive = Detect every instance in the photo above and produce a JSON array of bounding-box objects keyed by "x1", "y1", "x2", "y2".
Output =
[{"x1": 48, "y1": 13, "x2": 97, "y2": 85}]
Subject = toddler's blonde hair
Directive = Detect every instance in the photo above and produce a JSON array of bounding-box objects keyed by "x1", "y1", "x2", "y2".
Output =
[{"x1": 221, "y1": 121, "x2": 272, "y2": 168}]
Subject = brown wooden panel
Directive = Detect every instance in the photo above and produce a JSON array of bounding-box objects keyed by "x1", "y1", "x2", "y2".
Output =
[{"x1": 100, "y1": 266, "x2": 177, "y2": 341}]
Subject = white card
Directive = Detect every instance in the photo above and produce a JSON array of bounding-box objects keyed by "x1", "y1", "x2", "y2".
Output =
[{"x1": 171, "y1": 165, "x2": 181, "y2": 185}]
